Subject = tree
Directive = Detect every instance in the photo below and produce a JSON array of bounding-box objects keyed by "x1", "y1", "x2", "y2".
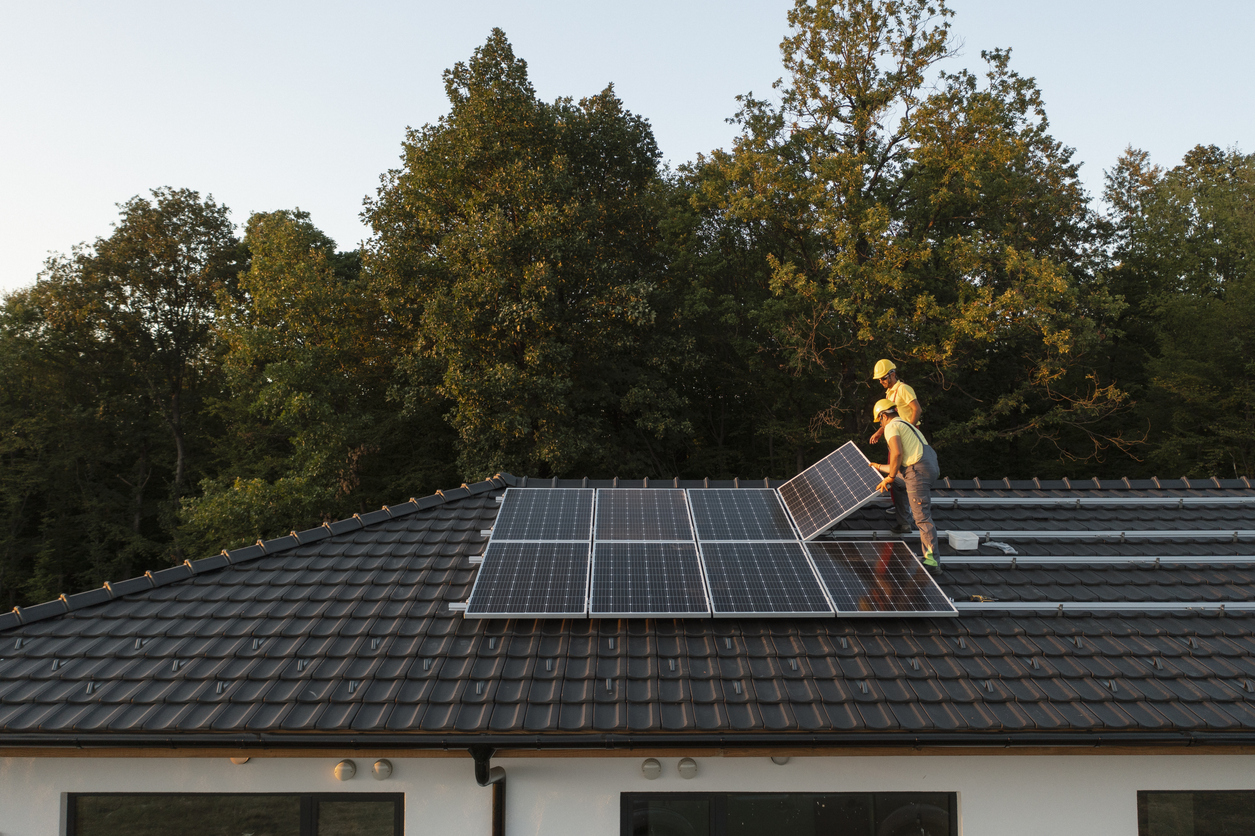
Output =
[
  {"x1": 365, "y1": 29, "x2": 691, "y2": 480},
  {"x1": 692, "y1": 0, "x2": 1125, "y2": 476},
  {"x1": 0, "y1": 188, "x2": 240, "y2": 604},
  {"x1": 180, "y1": 210, "x2": 457, "y2": 554},
  {"x1": 1105, "y1": 145, "x2": 1255, "y2": 477},
  {"x1": 68, "y1": 188, "x2": 241, "y2": 511}
]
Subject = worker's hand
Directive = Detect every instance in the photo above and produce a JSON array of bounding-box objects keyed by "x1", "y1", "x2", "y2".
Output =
[
  {"x1": 869, "y1": 428, "x2": 883, "y2": 444},
  {"x1": 876, "y1": 474, "x2": 894, "y2": 493}
]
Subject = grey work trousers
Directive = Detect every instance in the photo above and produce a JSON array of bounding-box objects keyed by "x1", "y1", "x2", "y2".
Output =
[{"x1": 891, "y1": 445, "x2": 940, "y2": 556}]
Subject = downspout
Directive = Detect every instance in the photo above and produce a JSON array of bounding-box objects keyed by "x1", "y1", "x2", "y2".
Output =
[{"x1": 470, "y1": 745, "x2": 506, "y2": 836}]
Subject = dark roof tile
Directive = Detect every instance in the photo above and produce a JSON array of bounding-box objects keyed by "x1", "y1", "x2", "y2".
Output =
[{"x1": 3, "y1": 479, "x2": 1255, "y2": 743}]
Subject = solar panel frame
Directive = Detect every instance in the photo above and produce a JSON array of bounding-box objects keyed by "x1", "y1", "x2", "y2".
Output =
[
  {"x1": 778, "y1": 442, "x2": 883, "y2": 540},
  {"x1": 594, "y1": 488, "x2": 695, "y2": 541},
  {"x1": 589, "y1": 541, "x2": 711, "y2": 618},
  {"x1": 490, "y1": 487, "x2": 595, "y2": 542},
  {"x1": 686, "y1": 489, "x2": 800, "y2": 541},
  {"x1": 806, "y1": 540, "x2": 957, "y2": 617},
  {"x1": 464, "y1": 541, "x2": 592, "y2": 618},
  {"x1": 697, "y1": 541, "x2": 835, "y2": 617}
]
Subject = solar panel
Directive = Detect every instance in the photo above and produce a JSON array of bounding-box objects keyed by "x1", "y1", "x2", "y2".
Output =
[
  {"x1": 778, "y1": 442, "x2": 882, "y2": 540},
  {"x1": 491, "y1": 488, "x2": 594, "y2": 541},
  {"x1": 687, "y1": 489, "x2": 798, "y2": 541},
  {"x1": 698, "y1": 542, "x2": 833, "y2": 616},
  {"x1": 806, "y1": 541, "x2": 957, "y2": 616},
  {"x1": 589, "y1": 542, "x2": 710, "y2": 617},
  {"x1": 464, "y1": 542, "x2": 590, "y2": 618},
  {"x1": 595, "y1": 489, "x2": 693, "y2": 541}
]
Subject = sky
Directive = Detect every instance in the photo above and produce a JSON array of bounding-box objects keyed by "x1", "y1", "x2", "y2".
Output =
[{"x1": 1, "y1": 0, "x2": 1252, "y2": 295}]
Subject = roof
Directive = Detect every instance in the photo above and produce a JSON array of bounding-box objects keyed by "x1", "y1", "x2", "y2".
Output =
[{"x1": 2, "y1": 473, "x2": 1255, "y2": 751}]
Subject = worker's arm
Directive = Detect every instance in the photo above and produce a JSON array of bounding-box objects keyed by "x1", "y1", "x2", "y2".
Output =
[
  {"x1": 900, "y1": 399, "x2": 921, "y2": 425},
  {"x1": 872, "y1": 435, "x2": 903, "y2": 493}
]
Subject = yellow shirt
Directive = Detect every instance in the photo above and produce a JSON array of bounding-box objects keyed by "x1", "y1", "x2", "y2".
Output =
[
  {"x1": 885, "y1": 418, "x2": 928, "y2": 467},
  {"x1": 886, "y1": 380, "x2": 919, "y2": 423}
]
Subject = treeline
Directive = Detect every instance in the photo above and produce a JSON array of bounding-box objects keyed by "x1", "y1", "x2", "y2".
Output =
[{"x1": 2, "y1": 1, "x2": 1252, "y2": 606}]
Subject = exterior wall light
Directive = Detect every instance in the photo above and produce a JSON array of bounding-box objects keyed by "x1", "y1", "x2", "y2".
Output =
[
  {"x1": 677, "y1": 757, "x2": 698, "y2": 779},
  {"x1": 372, "y1": 759, "x2": 393, "y2": 780},
  {"x1": 641, "y1": 758, "x2": 661, "y2": 779},
  {"x1": 334, "y1": 759, "x2": 357, "y2": 781}
]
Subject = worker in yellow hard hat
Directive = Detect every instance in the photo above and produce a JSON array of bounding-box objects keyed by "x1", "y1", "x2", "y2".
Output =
[
  {"x1": 868, "y1": 360, "x2": 922, "y2": 446},
  {"x1": 869, "y1": 397, "x2": 941, "y2": 571}
]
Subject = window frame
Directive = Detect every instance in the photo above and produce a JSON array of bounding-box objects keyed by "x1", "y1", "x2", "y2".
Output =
[
  {"x1": 1137, "y1": 789, "x2": 1255, "y2": 836},
  {"x1": 620, "y1": 790, "x2": 959, "y2": 836},
  {"x1": 66, "y1": 791, "x2": 404, "y2": 836}
]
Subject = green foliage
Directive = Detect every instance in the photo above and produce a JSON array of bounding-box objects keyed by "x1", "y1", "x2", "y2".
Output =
[
  {"x1": 364, "y1": 29, "x2": 692, "y2": 480},
  {"x1": 1105, "y1": 145, "x2": 1255, "y2": 477},
  {"x1": 0, "y1": 189, "x2": 240, "y2": 604},
  {"x1": 180, "y1": 210, "x2": 456, "y2": 555},
  {"x1": 689, "y1": 0, "x2": 1125, "y2": 476}
]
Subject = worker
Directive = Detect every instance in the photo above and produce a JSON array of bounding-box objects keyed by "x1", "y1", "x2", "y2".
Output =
[
  {"x1": 869, "y1": 398, "x2": 941, "y2": 571},
  {"x1": 868, "y1": 359, "x2": 921, "y2": 445}
]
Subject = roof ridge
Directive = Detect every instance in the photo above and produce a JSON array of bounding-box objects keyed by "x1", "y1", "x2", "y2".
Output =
[
  {"x1": 939, "y1": 476, "x2": 1255, "y2": 492},
  {"x1": 0, "y1": 474, "x2": 510, "y2": 634}
]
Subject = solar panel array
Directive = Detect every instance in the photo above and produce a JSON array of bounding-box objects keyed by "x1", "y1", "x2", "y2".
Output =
[
  {"x1": 778, "y1": 442, "x2": 882, "y2": 540},
  {"x1": 465, "y1": 446, "x2": 956, "y2": 619}
]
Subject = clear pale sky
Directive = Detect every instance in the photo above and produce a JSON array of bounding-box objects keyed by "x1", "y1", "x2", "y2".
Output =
[{"x1": 1, "y1": 0, "x2": 1251, "y2": 295}]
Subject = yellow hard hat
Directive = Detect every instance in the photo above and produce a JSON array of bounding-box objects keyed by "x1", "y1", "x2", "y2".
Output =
[
  {"x1": 872, "y1": 359, "x2": 897, "y2": 380},
  {"x1": 873, "y1": 398, "x2": 896, "y2": 422}
]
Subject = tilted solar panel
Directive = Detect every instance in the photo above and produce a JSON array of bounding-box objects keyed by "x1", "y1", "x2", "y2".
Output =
[
  {"x1": 595, "y1": 489, "x2": 693, "y2": 541},
  {"x1": 464, "y1": 542, "x2": 591, "y2": 618},
  {"x1": 806, "y1": 541, "x2": 957, "y2": 616},
  {"x1": 687, "y1": 489, "x2": 798, "y2": 541},
  {"x1": 777, "y1": 442, "x2": 882, "y2": 540},
  {"x1": 698, "y1": 541, "x2": 834, "y2": 617},
  {"x1": 589, "y1": 542, "x2": 710, "y2": 618},
  {"x1": 491, "y1": 488, "x2": 594, "y2": 541}
]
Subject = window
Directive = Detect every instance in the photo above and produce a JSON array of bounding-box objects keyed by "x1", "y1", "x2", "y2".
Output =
[
  {"x1": 622, "y1": 792, "x2": 956, "y2": 836},
  {"x1": 68, "y1": 793, "x2": 403, "y2": 836},
  {"x1": 1138, "y1": 791, "x2": 1255, "y2": 836}
]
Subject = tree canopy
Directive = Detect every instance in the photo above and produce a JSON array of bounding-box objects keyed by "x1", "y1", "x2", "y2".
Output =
[
  {"x1": 1, "y1": 7, "x2": 1251, "y2": 605},
  {"x1": 365, "y1": 30, "x2": 692, "y2": 480}
]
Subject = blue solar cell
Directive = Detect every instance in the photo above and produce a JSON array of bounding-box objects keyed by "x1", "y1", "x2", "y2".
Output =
[
  {"x1": 589, "y1": 542, "x2": 709, "y2": 617},
  {"x1": 465, "y1": 542, "x2": 590, "y2": 618},
  {"x1": 687, "y1": 490, "x2": 797, "y2": 541},
  {"x1": 594, "y1": 489, "x2": 693, "y2": 541},
  {"x1": 698, "y1": 541, "x2": 833, "y2": 616},
  {"x1": 491, "y1": 488, "x2": 593, "y2": 541}
]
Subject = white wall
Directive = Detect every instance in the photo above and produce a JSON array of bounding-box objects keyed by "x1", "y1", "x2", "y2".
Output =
[{"x1": 3, "y1": 751, "x2": 1255, "y2": 836}]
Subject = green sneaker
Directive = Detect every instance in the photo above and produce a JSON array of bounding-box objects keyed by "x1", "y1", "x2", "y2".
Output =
[{"x1": 921, "y1": 550, "x2": 940, "y2": 572}]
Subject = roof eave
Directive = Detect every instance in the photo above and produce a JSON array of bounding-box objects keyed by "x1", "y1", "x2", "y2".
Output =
[{"x1": 3, "y1": 729, "x2": 1255, "y2": 752}]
